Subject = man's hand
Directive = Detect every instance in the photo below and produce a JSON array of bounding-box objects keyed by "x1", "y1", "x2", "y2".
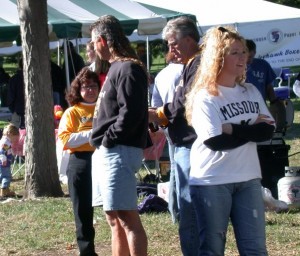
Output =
[
  {"x1": 148, "y1": 107, "x2": 159, "y2": 123},
  {"x1": 148, "y1": 107, "x2": 169, "y2": 126}
]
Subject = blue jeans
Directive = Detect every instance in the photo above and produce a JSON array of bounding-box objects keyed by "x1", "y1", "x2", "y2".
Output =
[
  {"x1": 174, "y1": 144, "x2": 200, "y2": 256},
  {"x1": 0, "y1": 166, "x2": 12, "y2": 188},
  {"x1": 190, "y1": 178, "x2": 268, "y2": 256},
  {"x1": 168, "y1": 141, "x2": 179, "y2": 223},
  {"x1": 164, "y1": 128, "x2": 179, "y2": 224}
]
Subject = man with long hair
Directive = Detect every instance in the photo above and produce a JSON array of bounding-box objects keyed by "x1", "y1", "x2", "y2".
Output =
[{"x1": 90, "y1": 15, "x2": 148, "y2": 256}]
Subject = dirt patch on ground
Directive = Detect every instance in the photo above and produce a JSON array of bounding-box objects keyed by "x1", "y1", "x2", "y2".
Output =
[{"x1": 1, "y1": 243, "x2": 112, "y2": 256}]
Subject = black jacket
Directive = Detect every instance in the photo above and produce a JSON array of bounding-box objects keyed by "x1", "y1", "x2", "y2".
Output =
[
  {"x1": 7, "y1": 70, "x2": 25, "y2": 115},
  {"x1": 90, "y1": 60, "x2": 148, "y2": 149},
  {"x1": 164, "y1": 55, "x2": 200, "y2": 146}
]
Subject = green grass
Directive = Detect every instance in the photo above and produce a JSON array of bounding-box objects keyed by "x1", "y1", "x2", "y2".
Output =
[
  {"x1": 284, "y1": 98, "x2": 300, "y2": 166},
  {"x1": 0, "y1": 121, "x2": 8, "y2": 129},
  {"x1": 288, "y1": 65, "x2": 300, "y2": 76},
  {"x1": 0, "y1": 191, "x2": 299, "y2": 255},
  {"x1": 150, "y1": 54, "x2": 166, "y2": 73},
  {"x1": 2, "y1": 62, "x2": 18, "y2": 76}
]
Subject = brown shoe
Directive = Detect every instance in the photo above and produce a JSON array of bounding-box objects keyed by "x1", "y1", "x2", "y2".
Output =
[{"x1": 0, "y1": 188, "x2": 16, "y2": 197}]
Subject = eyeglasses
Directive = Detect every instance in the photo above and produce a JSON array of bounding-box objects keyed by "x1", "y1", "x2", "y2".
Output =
[{"x1": 81, "y1": 84, "x2": 99, "y2": 91}]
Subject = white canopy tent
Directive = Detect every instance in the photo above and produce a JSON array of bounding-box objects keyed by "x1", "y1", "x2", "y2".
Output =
[
  {"x1": 0, "y1": 40, "x2": 91, "y2": 56},
  {"x1": 0, "y1": 0, "x2": 195, "y2": 85},
  {"x1": 136, "y1": 0, "x2": 300, "y2": 69},
  {"x1": 0, "y1": 0, "x2": 193, "y2": 44}
]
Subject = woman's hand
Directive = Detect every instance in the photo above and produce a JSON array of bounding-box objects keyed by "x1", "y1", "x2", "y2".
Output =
[
  {"x1": 222, "y1": 123, "x2": 232, "y2": 135},
  {"x1": 254, "y1": 114, "x2": 275, "y2": 125}
]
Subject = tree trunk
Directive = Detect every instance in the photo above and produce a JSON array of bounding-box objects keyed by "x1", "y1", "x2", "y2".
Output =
[{"x1": 17, "y1": 0, "x2": 64, "y2": 198}]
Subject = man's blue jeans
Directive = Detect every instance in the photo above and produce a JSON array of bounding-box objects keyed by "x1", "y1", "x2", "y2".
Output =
[
  {"x1": 174, "y1": 144, "x2": 200, "y2": 256},
  {"x1": 190, "y1": 178, "x2": 268, "y2": 256},
  {"x1": 163, "y1": 127, "x2": 179, "y2": 224},
  {"x1": 168, "y1": 140, "x2": 179, "y2": 223}
]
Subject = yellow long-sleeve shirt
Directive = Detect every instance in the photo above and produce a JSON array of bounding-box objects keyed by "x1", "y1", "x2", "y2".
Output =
[{"x1": 58, "y1": 102, "x2": 95, "y2": 153}]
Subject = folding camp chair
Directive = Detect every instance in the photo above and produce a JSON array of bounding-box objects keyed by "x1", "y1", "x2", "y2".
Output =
[
  {"x1": 140, "y1": 128, "x2": 166, "y2": 182},
  {"x1": 11, "y1": 129, "x2": 26, "y2": 177}
]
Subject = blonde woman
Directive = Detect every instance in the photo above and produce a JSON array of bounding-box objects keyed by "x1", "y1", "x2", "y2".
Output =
[{"x1": 185, "y1": 26, "x2": 275, "y2": 255}]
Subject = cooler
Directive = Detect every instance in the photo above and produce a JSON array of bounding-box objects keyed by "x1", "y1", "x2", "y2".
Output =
[
  {"x1": 274, "y1": 86, "x2": 289, "y2": 100},
  {"x1": 257, "y1": 133, "x2": 290, "y2": 199},
  {"x1": 157, "y1": 181, "x2": 170, "y2": 202}
]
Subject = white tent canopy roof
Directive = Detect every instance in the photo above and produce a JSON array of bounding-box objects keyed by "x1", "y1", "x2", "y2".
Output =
[
  {"x1": 136, "y1": 0, "x2": 300, "y2": 26},
  {"x1": 136, "y1": 0, "x2": 300, "y2": 68}
]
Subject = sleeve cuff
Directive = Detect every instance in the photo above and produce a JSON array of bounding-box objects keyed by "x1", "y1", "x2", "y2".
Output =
[{"x1": 156, "y1": 107, "x2": 169, "y2": 127}]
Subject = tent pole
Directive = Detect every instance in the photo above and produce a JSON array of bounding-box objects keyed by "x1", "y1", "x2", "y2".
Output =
[
  {"x1": 234, "y1": 23, "x2": 238, "y2": 31},
  {"x1": 57, "y1": 41, "x2": 60, "y2": 66},
  {"x1": 75, "y1": 38, "x2": 79, "y2": 53},
  {"x1": 146, "y1": 36, "x2": 149, "y2": 71},
  {"x1": 63, "y1": 39, "x2": 70, "y2": 88}
]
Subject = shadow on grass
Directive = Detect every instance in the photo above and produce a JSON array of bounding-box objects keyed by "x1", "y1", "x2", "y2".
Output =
[{"x1": 285, "y1": 122, "x2": 300, "y2": 140}]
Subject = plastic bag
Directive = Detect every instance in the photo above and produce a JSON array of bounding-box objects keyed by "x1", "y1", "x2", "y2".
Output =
[
  {"x1": 138, "y1": 194, "x2": 168, "y2": 214},
  {"x1": 262, "y1": 186, "x2": 288, "y2": 213},
  {"x1": 293, "y1": 79, "x2": 300, "y2": 98}
]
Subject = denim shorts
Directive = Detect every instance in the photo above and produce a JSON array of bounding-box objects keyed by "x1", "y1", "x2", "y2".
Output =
[{"x1": 92, "y1": 144, "x2": 142, "y2": 211}]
